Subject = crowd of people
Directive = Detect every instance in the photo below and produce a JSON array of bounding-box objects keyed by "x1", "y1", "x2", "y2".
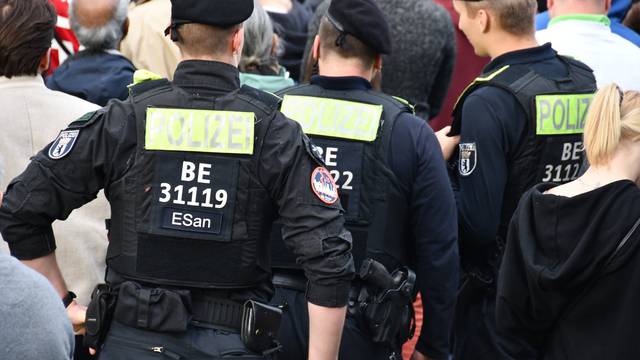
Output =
[{"x1": 0, "y1": 0, "x2": 639, "y2": 359}]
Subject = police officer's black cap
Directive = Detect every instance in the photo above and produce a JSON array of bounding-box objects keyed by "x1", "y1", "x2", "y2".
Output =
[
  {"x1": 170, "y1": 0, "x2": 254, "y2": 28},
  {"x1": 327, "y1": 0, "x2": 392, "y2": 55}
]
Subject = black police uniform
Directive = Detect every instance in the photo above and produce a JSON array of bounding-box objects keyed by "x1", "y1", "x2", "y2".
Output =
[
  {"x1": 0, "y1": 1, "x2": 355, "y2": 359},
  {"x1": 270, "y1": 76, "x2": 460, "y2": 360},
  {"x1": 448, "y1": 44, "x2": 597, "y2": 359},
  {"x1": 268, "y1": 1, "x2": 459, "y2": 359}
]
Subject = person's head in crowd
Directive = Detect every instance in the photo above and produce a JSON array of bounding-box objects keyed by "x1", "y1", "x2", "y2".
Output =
[
  {"x1": 168, "y1": 0, "x2": 253, "y2": 66},
  {"x1": 623, "y1": 0, "x2": 640, "y2": 33},
  {"x1": 452, "y1": 0, "x2": 538, "y2": 58},
  {"x1": 583, "y1": 84, "x2": 640, "y2": 170},
  {"x1": 0, "y1": 0, "x2": 55, "y2": 78},
  {"x1": 547, "y1": 0, "x2": 611, "y2": 18},
  {"x1": 239, "y1": 1, "x2": 283, "y2": 75},
  {"x1": 311, "y1": 0, "x2": 391, "y2": 81},
  {"x1": 70, "y1": 0, "x2": 129, "y2": 52}
]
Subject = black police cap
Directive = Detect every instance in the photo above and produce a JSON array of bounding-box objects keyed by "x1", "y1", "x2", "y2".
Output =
[
  {"x1": 170, "y1": 0, "x2": 254, "y2": 27},
  {"x1": 327, "y1": 0, "x2": 392, "y2": 55}
]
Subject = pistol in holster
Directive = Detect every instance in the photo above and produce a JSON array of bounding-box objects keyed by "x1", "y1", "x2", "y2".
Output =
[
  {"x1": 352, "y1": 258, "x2": 417, "y2": 348},
  {"x1": 84, "y1": 284, "x2": 118, "y2": 351},
  {"x1": 241, "y1": 300, "x2": 283, "y2": 356}
]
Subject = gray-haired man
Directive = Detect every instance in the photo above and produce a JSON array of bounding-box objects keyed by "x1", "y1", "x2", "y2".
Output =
[{"x1": 46, "y1": 0, "x2": 135, "y2": 106}]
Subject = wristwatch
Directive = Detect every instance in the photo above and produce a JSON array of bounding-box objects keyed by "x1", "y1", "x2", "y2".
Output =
[{"x1": 62, "y1": 291, "x2": 77, "y2": 308}]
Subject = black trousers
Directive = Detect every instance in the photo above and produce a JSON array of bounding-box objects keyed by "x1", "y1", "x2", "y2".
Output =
[
  {"x1": 451, "y1": 282, "x2": 509, "y2": 360},
  {"x1": 97, "y1": 320, "x2": 268, "y2": 360},
  {"x1": 270, "y1": 287, "x2": 399, "y2": 360}
]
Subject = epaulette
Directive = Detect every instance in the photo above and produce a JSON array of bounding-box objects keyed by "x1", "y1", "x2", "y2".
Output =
[
  {"x1": 128, "y1": 69, "x2": 171, "y2": 97},
  {"x1": 68, "y1": 110, "x2": 101, "y2": 129},
  {"x1": 558, "y1": 55, "x2": 594, "y2": 73},
  {"x1": 238, "y1": 85, "x2": 283, "y2": 110}
]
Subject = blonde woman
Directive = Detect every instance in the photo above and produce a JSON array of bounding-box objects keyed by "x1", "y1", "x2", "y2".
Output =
[{"x1": 496, "y1": 84, "x2": 640, "y2": 359}]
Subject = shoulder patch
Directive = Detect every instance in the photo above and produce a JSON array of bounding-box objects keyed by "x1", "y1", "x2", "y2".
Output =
[
  {"x1": 310, "y1": 166, "x2": 339, "y2": 205},
  {"x1": 458, "y1": 143, "x2": 477, "y2": 177},
  {"x1": 49, "y1": 130, "x2": 80, "y2": 160}
]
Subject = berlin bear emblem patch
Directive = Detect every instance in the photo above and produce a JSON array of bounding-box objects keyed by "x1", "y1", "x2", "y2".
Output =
[
  {"x1": 49, "y1": 130, "x2": 80, "y2": 159},
  {"x1": 458, "y1": 143, "x2": 477, "y2": 176},
  {"x1": 311, "y1": 167, "x2": 339, "y2": 205}
]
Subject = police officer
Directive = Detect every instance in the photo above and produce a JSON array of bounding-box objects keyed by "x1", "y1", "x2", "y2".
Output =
[
  {"x1": 269, "y1": 1, "x2": 459, "y2": 359},
  {"x1": 438, "y1": 0, "x2": 597, "y2": 358},
  {"x1": 0, "y1": 1, "x2": 355, "y2": 359}
]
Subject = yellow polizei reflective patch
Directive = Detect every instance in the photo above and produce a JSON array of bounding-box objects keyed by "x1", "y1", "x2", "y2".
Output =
[
  {"x1": 145, "y1": 108, "x2": 255, "y2": 154},
  {"x1": 280, "y1": 95, "x2": 382, "y2": 142},
  {"x1": 536, "y1": 93, "x2": 594, "y2": 135}
]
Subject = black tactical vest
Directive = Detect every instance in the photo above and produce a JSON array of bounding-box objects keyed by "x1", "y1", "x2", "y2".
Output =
[
  {"x1": 270, "y1": 84, "x2": 413, "y2": 272},
  {"x1": 451, "y1": 56, "x2": 597, "y2": 260},
  {"x1": 106, "y1": 79, "x2": 280, "y2": 289}
]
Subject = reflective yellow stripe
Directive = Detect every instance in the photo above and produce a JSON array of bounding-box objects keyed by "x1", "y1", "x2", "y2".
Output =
[
  {"x1": 453, "y1": 65, "x2": 511, "y2": 110},
  {"x1": 280, "y1": 95, "x2": 382, "y2": 141},
  {"x1": 145, "y1": 108, "x2": 255, "y2": 154},
  {"x1": 536, "y1": 93, "x2": 593, "y2": 135},
  {"x1": 392, "y1": 96, "x2": 415, "y2": 113},
  {"x1": 129, "y1": 69, "x2": 163, "y2": 87}
]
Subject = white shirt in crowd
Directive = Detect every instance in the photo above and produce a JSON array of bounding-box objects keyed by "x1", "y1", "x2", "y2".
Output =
[
  {"x1": 0, "y1": 75, "x2": 109, "y2": 306},
  {"x1": 537, "y1": 14, "x2": 640, "y2": 91}
]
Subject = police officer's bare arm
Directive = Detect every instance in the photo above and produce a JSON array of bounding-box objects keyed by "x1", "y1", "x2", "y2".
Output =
[{"x1": 19, "y1": 253, "x2": 87, "y2": 334}]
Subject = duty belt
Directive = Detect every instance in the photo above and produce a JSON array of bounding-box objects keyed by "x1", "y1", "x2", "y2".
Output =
[
  {"x1": 110, "y1": 281, "x2": 245, "y2": 332},
  {"x1": 191, "y1": 295, "x2": 244, "y2": 331}
]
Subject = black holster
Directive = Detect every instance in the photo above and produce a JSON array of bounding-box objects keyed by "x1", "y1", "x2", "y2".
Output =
[
  {"x1": 351, "y1": 258, "x2": 417, "y2": 348},
  {"x1": 84, "y1": 284, "x2": 118, "y2": 351},
  {"x1": 241, "y1": 300, "x2": 283, "y2": 355}
]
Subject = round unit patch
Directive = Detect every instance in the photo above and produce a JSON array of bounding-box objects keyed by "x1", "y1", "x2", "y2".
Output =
[{"x1": 311, "y1": 167, "x2": 339, "y2": 205}]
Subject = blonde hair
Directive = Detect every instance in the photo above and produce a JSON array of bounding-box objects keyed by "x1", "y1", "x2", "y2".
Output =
[
  {"x1": 464, "y1": 0, "x2": 537, "y2": 36},
  {"x1": 584, "y1": 84, "x2": 640, "y2": 166}
]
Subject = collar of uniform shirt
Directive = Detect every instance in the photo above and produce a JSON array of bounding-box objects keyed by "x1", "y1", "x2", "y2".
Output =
[
  {"x1": 482, "y1": 42, "x2": 556, "y2": 74},
  {"x1": 310, "y1": 75, "x2": 372, "y2": 91},
  {"x1": 549, "y1": 13, "x2": 611, "y2": 27},
  {"x1": 173, "y1": 60, "x2": 241, "y2": 94}
]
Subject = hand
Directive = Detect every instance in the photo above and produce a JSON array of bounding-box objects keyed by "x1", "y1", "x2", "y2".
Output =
[
  {"x1": 67, "y1": 301, "x2": 99, "y2": 355},
  {"x1": 435, "y1": 126, "x2": 460, "y2": 161},
  {"x1": 66, "y1": 300, "x2": 87, "y2": 335},
  {"x1": 410, "y1": 350, "x2": 435, "y2": 360}
]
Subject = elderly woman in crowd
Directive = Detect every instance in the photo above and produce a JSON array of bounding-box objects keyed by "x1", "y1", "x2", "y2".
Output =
[
  {"x1": 239, "y1": 2, "x2": 294, "y2": 92},
  {"x1": 496, "y1": 84, "x2": 640, "y2": 359}
]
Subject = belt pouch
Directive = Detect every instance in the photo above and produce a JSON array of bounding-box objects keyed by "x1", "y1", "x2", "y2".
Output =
[
  {"x1": 114, "y1": 281, "x2": 192, "y2": 332},
  {"x1": 241, "y1": 300, "x2": 282, "y2": 353}
]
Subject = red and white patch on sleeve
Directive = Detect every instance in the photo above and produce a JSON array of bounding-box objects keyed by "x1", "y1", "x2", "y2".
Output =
[{"x1": 310, "y1": 167, "x2": 339, "y2": 205}]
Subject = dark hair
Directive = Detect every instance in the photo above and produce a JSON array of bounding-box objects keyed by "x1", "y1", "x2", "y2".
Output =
[
  {"x1": 318, "y1": 16, "x2": 376, "y2": 68},
  {"x1": 0, "y1": 0, "x2": 56, "y2": 77}
]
